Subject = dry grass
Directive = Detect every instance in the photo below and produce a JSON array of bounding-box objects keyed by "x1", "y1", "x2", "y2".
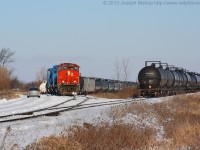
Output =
[
  {"x1": 24, "y1": 136, "x2": 82, "y2": 150},
  {"x1": 66, "y1": 123, "x2": 155, "y2": 150},
  {"x1": 109, "y1": 94, "x2": 200, "y2": 149},
  {"x1": 0, "y1": 90, "x2": 22, "y2": 100},
  {"x1": 25, "y1": 123, "x2": 155, "y2": 150},
  {"x1": 157, "y1": 95, "x2": 200, "y2": 149},
  {"x1": 25, "y1": 93, "x2": 200, "y2": 149},
  {"x1": 110, "y1": 101, "x2": 154, "y2": 119},
  {"x1": 91, "y1": 87, "x2": 139, "y2": 99}
]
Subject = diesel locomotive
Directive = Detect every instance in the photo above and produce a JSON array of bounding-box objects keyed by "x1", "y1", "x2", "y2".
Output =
[
  {"x1": 46, "y1": 63, "x2": 80, "y2": 95},
  {"x1": 138, "y1": 61, "x2": 200, "y2": 97}
]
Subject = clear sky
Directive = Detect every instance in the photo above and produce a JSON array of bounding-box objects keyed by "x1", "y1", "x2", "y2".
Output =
[{"x1": 0, "y1": 0, "x2": 199, "y2": 82}]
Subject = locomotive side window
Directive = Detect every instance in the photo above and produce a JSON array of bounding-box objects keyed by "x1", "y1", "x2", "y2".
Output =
[
  {"x1": 69, "y1": 67, "x2": 74, "y2": 70},
  {"x1": 74, "y1": 66, "x2": 79, "y2": 71}
]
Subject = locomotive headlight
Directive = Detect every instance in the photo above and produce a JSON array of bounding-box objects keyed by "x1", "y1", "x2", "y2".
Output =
[
  {"x1": 62, "y1": 80, "x2": 64, "y2": 83},
  {"x1": 74, "y1": 81, "x2": 76, "y2": 83}
]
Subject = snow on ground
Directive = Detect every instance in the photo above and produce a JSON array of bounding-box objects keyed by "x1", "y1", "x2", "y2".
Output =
[
  {"x1": 0, "y1": 94, "x2": 177, "y2": 149},
  {"x1": 0, "y1": 95, "x2": 74, "y2": 117}
]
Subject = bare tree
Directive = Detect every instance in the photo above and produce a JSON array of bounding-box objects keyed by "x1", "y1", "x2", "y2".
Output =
[
  {"x1": 36, "y1": 66, "x2": 47, "y2": 84},
  {"x1": 114, "y1": 58, "x2": 132, "y2": 81},
  {"x1": 0, "y1": 48, "x2": 15, "y2": 66},
  {"x1": 122, "y1": 58, "x2": 132, "y2": 81},
  {"x1": 113, "y1": 60, "x2": 121, "y2": 81}
]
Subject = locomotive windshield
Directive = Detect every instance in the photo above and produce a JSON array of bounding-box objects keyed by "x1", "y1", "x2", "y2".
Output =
[
  {"x1": 63, "y1": 66, "x2": 68, "y2": 70},
  {"x1": 58, "y1": 65, "x2": 79, "y2": 72},
  {"x1": 68, "y1": 66, "x2": 79, "y2": 71}
]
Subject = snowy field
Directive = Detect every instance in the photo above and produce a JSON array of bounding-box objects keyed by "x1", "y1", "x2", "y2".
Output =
[{"x1": 0, "y1": 94, "x2": 183, "y2": 149}]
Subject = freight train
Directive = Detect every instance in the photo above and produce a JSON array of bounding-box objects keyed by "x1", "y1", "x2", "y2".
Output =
[
  {"x1": 138, "y1": 61, "x2": 200, "y2": 97},
  {"x1": 46, "y1": 63, "x2": 137, "y2": 96}
]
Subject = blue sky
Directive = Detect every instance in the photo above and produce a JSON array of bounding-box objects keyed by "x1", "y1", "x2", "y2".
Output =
[{"x1": 0, "y1": 0, "x2": 199, "y2": 82}]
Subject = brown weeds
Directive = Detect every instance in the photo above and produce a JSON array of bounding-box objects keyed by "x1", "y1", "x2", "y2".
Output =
[
  {"x1": 110, "y1": 94, "x2": 200, "y2": 149},
  {"x1": 159, "y1": 94, "x2": 200, "y2": 149},
  {"x1": 0, "y1": 89, "x2": 21, "y2": 100},
  {"x1": 67, "y1": 123, "x2": 155, "y2": 150},
  {"x1": 24, "y1": 136, "x2": 82, "y2": 150},
  {"x1": 92, "y1": 87, "x2": 139, "y2": 99}
]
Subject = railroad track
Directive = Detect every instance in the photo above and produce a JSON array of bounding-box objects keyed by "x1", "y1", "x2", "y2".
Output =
[
  {"x1": 0, "y1": 96, "x2": 146, "y2": 123},
  {"x1": 0, "y1": 96, "x2": 89, "y2": 123},
  {"x1": 0, "y1": 95, "x2": 73, "y2": 117}
]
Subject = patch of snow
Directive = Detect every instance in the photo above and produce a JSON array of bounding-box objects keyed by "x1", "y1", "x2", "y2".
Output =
[
  {"x1": 0, "y1": 99, "x2": 7, "y2": 104},
  {"x1": 0, "y1": 93, "x2": 199, "y2": 149}
]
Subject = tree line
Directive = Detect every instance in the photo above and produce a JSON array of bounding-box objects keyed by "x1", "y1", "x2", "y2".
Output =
[{"x1": 0, "y1": 48, "x2": 132, "y2": 98}]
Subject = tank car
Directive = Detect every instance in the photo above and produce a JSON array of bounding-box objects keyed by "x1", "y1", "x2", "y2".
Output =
[
  {"x1": 138, "y1": 61, "x2": 168, "y2": 93},
  {"x1": 39, "y1": 81, "x2": 47, "y2": 94},
  {"x1": 138, "y1": 61, "x2": 200, "y2": 96},
  {"x1": 138, "y1": 61, "x2": 178, "y2": 96}
]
